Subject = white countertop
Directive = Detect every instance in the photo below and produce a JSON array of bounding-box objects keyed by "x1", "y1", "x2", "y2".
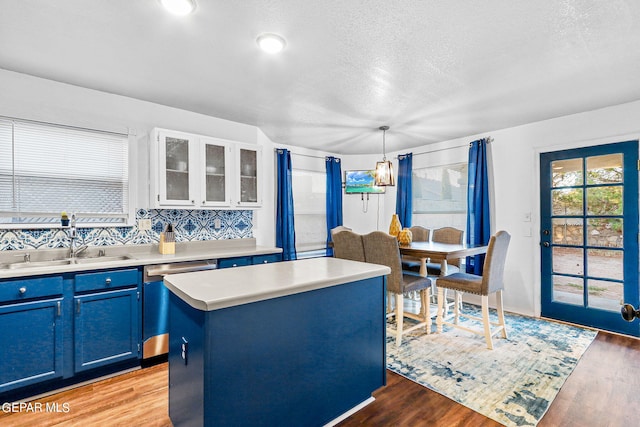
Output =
[
  {"x1": 0, "y1": 239, "x2": 281, "y2": 279},
  {"x1": 164, "y1": 257, "x2": 391, "y2": 311}
]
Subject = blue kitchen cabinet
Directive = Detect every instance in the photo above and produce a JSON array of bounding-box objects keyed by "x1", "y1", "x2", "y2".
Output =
[
  {"x1": 0, "y1": 276, "x2": 64, "y2": 393},
  {"x1": 252, "y1": 253, "x2": 282, "y2": 265},
  {"x1": 74, "y1": 269, "x2": 141, "y2": 373},
  {"x1": 218, "y1": 254, "x2": 282, "y2": 269},
  {"x1": 217, "y1": 256, "x2": 252, "y2": 269}
]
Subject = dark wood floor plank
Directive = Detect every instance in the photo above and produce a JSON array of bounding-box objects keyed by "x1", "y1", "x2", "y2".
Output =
[
  {"x1": 1, "y1": 331, "x2": 638, "y2": 426},
  {"x1": 539, "y1": 332, "x2": 640, "y2": 427}
]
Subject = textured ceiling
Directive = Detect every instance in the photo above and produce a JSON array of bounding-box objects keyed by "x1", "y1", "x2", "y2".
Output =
[{"x1": 1, "y1": 1, "x2": 640, "y2": 154}]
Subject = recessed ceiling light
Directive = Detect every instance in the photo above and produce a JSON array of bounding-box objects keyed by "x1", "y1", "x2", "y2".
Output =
[
  {"x1": 256, "y1": 33, "x2": 287, "y2": 54},
  {"x1": 159, "y1": 0, "x2": 197, "y2": 16}
]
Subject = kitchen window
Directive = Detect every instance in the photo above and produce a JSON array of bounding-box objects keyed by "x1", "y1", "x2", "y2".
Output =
[
  {"x1": 0, "y1": 117, "x2": 131, "y2": 227},
  {"x1": 292, "y1": 169, "x2": 327, "y2": 257}
]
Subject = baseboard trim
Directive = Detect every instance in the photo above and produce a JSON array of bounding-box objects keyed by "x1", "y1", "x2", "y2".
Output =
[
  {"x1": 323, "y1": 397, "x2": 376, "y2": 427},
  {"x1": 15, "y1": 366, "x2": 141, "y2": 403}
]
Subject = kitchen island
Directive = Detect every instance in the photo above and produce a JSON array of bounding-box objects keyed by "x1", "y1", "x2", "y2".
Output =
[{"x1": 164, "y1": 257, "x2": 390, "y2": 427}]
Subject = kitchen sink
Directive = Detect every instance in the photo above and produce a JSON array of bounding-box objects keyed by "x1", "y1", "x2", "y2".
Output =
[
  {"x1": 0, "y1": 255, "x2": 133, "y2": 270},
  {"x1": 73, "y1": 255, "x2": 133, "y2": 264},
  {"x1": 1, "y1": 259, "x2": 73, "y2": 269}
]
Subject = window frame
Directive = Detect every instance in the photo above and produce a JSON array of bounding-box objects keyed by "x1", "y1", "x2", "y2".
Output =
[
  {"x1": 0, "y1": 116, "x2": 135, "y2": 229},
  {"x1": 412, "y1": 161, "x2": 468, "y2": 215},
  {"x1": 291, "y1": 167, "x2": 328, "y2": 256}
]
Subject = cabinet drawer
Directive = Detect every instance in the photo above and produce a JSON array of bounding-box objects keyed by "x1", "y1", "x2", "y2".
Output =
[
  {"x1": 0, "y1": 276, "x2": 63, "y2": 304},
  {"x1": 252, "y1": 254, "x2": 282, "y2": 265},
  {"x1": 75, "y1": 268, "x2": 138, "y2": 293},
  {"x1": 218, "y1": 256, "x2": 252, "y2": 269}
]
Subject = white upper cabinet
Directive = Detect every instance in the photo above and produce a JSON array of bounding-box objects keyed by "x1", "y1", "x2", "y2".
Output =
[
  {"x1": 201, "y1": 137, "x2": 232, "y2": 207},
  {"x1": 150, "y1": 129, "x2": 261, "y2": 209},
  {"x1": 235, "y1": 143, "x2": 262, "y2": 208},
  {"x1": 155, "y1": 129, "x2": 198, "y2": 207}
]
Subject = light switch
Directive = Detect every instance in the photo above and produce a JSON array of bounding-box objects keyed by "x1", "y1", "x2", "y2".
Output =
[{"x1": 214, "y1": 218, "x2": 221, "y2": 229}]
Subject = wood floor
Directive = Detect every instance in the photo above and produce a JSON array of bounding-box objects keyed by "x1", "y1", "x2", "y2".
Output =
[{"x1": 1, "y1": 331, "x2": 638, "y2": 427}]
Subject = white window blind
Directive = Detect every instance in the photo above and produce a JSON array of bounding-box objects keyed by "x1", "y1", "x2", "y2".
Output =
[
  {"x1": 292, "y1": 169, "x2": 327, "y2": 253},
  {"x1": 0, "y1": 118, "x2": 130, "y2": 226}
]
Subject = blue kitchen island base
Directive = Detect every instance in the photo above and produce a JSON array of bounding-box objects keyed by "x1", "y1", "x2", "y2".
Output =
[{"x1": 168, "y1": 275, "x2": 386, "y2": 427}]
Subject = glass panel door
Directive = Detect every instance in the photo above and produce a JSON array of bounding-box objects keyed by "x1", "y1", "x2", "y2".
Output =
[
  {"x1": 201, "y1": 138, "x2": 231, "y2": 206},
  {"x1": 239, "y1": 147, "x2": 258, "y2": 204},
  {"x1": 158, "y1": 131, "x2": 196, "y2": 206},
  {"x1": 540, "y1": 141, "x2": 638, "y2": 336}
]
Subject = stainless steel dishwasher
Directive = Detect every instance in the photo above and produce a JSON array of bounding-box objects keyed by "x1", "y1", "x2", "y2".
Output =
[{"x1": 143, "y1": 259, "x2": 217, "y2": 359}]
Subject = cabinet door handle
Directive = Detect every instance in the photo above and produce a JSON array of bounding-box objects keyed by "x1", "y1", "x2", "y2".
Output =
[
  {"x1": 57, "y1": 301, "x2": 61, "y2": 317},
  {"x1": 19, "y1": 286, "x2": 27, "y2": 295},
  {"x1": 76, "y1": 300, "x2": 81, "y2": 314},
  {"x1": 105, "y1": 278, "x2": 112, "y2": 286}
]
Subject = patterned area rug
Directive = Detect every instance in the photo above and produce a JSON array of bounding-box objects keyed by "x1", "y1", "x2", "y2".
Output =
[{"x1": 386, "y1": 305, "x2": 597, "y2": 426}]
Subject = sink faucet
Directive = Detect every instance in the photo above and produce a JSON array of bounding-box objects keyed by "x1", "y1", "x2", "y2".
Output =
[{"x1": 67, "y1": 213, "x2": 88, "y2": 258}]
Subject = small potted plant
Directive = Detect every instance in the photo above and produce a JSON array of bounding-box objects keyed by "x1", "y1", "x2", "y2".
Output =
[{"x1": 61, "y1": 211, "x2": 69, "y2": 227}]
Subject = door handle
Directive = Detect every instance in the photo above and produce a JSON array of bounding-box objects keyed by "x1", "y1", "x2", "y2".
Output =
[
  {"x1": 542, "y1": 242, "x2": 550, "y2": 247},
  {"x1": 621, "y1": 304, "x2": 640, "y2": 321}
]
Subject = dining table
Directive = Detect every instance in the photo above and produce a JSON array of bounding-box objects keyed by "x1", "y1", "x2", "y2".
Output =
[{"x1": 398, "y1": 241, "x2": 489, "y2": 277}]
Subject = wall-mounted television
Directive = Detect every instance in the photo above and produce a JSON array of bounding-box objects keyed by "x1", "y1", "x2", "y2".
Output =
[{"x1": 344, "y1": 170, "x2": 385, "y2": 194}]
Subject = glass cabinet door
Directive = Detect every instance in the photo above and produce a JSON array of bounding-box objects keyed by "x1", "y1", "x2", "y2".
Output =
[
  {"x1": 201, "y1": 138, "x2": 231, "y2": 206},
  {"x1": 237, "y1": 145, "x2": 261, "y2": 207},
  {"x1": 158, "y1": 131, "x2": 196, "y2": 206}
]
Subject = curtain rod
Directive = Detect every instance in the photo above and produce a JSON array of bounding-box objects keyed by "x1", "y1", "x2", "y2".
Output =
[
  {"x1": 397, "y1": 136, "x2": 493, "y2": 159},
  {"x1": 274, "y1": 148, "x2": 331, "y2": 160}
]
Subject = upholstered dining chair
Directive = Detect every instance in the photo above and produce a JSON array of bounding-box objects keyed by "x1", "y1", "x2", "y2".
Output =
[
  {"x1": 401, "y1": 226, "x2": 430, "y2": 272},
  {"x1": 362, "y1": 231, "x2": 434, "y2": 346},
  {"x1": 435, "y1": 230, "x2": 511, "y2": 350},
  {"x1": 426, "y1": 227, "x2": 464, "y2": 275},
  {"x1": 330, "y1": 225, "x2": 352, "y2": 236},
  {"x1": 425, "y1": 226, "x2": 464, "y2": 308},
  {"x1": 331, "y1": 230, "x2": 365, "y2": 262}
]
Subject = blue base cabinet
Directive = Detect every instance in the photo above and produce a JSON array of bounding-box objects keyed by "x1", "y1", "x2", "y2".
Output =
[
  {"x1": 168, "y1": 276, "x2": 386, "y2": 427},
  {"x1": 74, "y1": 288, "x2": 140, "y2": 372},
  {"x1": 73, "y1": 268, "x2": 141, "y2": 372},
  {"x1": 218, "y1": 253, "x2": 282, "y2": 269},
  {"x1": 0, "y1": 298, "x2": 64, "y2": 392},
  {"x1": 0, "y1": 268, "x2": 141, "y2": 396}
]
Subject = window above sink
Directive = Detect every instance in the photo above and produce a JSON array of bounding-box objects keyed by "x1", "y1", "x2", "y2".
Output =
[{"x1": 0, "y1": 116, "x2": 134, "y2": 229}]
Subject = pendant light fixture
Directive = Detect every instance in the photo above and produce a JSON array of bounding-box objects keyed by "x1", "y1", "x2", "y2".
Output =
[{"x1": 374, "y1": 125, "x2": 395, "y2": 186}]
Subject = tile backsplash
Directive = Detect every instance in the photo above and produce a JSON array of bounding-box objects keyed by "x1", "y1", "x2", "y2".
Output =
[{"x1": 0, "y1": 209, "x2": 253, "y2": 251}]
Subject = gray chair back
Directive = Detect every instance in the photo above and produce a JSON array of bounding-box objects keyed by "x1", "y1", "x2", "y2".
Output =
[
  {"x1": 409, "y1": 226, "x2": 430, "y2": 242},
  {"x1": 481, "y1": 230, "x2": 511, "y2": 294},
  {"x1": 332, "y1": 230, "x2": 365, "y2": 262},
  {"x1": 330, "y1": 225, "x2": 352, "y2": 236},
  {"x1": 432, "y1": 227, "x2": 464, "y2": 267},
  {"x1": 362, "y1": 231, "x2": 402, "y2": 294}
]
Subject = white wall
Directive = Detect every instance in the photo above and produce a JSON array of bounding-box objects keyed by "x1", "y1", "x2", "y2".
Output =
[{"x1": 341, "y1": 101, "x2": 640, "y2": 317}]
